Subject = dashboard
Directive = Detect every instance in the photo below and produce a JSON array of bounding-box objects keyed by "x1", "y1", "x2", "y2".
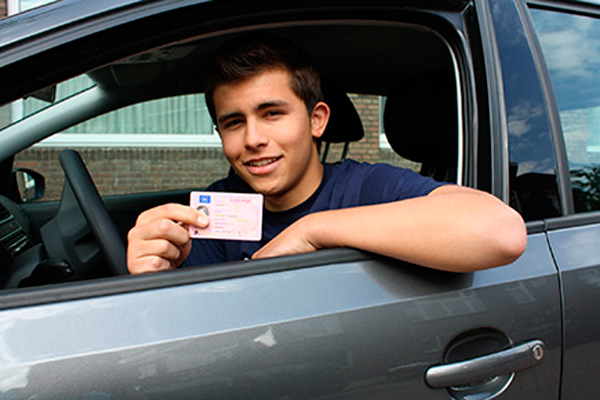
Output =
[{"x1": 0, "y1": 196, "x2": 32, "y2": 266}]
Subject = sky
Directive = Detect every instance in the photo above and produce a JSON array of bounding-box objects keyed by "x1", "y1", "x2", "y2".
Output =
[{"x1": 530, "y1": 8, "x2": 600, "y2": 112}]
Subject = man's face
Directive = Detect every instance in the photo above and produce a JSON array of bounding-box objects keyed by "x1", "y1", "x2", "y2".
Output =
[{"x1": 213, "y1": 69, "x2": 329, "y2": 211}]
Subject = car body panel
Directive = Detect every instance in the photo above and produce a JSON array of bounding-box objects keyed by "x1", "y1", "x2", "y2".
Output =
[
  {"x1": 0, "y1": 234, "x2": 559, "y2": 398},
  {"x1": 547, "y1": 223, "x2": 600, "y2": 399}
]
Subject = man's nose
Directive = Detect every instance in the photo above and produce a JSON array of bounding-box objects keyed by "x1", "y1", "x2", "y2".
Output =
[{"x1": 244, "y1": 120, "x2": 268, "y2": 149}]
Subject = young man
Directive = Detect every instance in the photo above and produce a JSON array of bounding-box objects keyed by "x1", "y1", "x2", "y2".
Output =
[{"x1": 127, "y1": 33, "x2": 527, "y2": 275}]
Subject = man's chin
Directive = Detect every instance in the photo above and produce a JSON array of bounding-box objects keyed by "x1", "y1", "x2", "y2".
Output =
[
  {"x1": 251, "y1": 184, "x2": 281, "y2": 197},
  {"x1": 239, "y1": 174, "x2": 295, "y2": 206}
]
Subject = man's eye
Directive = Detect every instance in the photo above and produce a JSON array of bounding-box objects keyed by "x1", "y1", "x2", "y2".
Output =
[
  {"x1": 265, "y1": 110, "x2": 283, "y2": 118},
  {"x1": 224, "y1": 119, "x2": 243, "y2": 129}
]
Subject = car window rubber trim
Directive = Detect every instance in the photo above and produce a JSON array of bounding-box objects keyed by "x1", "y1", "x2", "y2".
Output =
[
  {"x1": 518, "y1": 0, "x2": 575, "y2": 215},
  {"x1": 545, "y1": 211, "x2": 600, "y2": 231},
  {"x1": 0, "y1": 247, "x2": 373, "y2": 311}
]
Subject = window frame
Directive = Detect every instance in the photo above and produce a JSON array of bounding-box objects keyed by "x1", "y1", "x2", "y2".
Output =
[
  {"x1": 0, "y1": 0, "x2": 475, "y2": 305},
  {"x1": 526, "y1": 0, "x2": 600, "y2": 222},
  {"x1": 36, "y1": 132, "x2": 222, "y2": 148}
]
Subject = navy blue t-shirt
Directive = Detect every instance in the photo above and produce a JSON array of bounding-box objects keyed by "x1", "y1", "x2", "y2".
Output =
[{"x1": 183, "y1": 159, "x2": 445, "y2": 267}]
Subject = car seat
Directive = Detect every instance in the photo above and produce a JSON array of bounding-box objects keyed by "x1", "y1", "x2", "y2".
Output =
[
  {"x1": 383, "y1": 70, "x2": 458, "y2": 183},
  {"x1": 319, "y1": 78, "x2": 365, "y2": 163}
]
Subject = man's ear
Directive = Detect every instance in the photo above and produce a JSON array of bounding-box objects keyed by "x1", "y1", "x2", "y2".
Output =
[{"x1": 310, "y1": 101, "x2": 330, "y2": 139}]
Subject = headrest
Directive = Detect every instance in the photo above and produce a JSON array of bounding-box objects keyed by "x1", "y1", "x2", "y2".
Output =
[
  {"x1": 383, "y1": 71, "x2": 457, "y2": 167},
  {"x1": 320, "y1": 78, "x2": 364, "y2": 143}
]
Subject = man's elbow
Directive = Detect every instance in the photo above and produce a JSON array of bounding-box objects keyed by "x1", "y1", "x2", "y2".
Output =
[{"x1": 491, "y1": 210, "x2": 528, "y2": 267}]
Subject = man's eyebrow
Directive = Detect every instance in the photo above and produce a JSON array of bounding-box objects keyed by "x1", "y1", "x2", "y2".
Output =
[
  {"x1": 256, "y1": 100, "x2": 289, "y2": 111},
  {"x1": 217, "y1": 100, "x2": 290, "y2": 125}
]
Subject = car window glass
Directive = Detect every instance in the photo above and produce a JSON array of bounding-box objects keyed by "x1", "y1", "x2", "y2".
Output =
[
  {"x1": 489, "y1": 0, "x2": 562, "y2": 221},
  {"x1": 0, "y1": 76, "x2": 95, "y2": 132},
  {"x1": 11, "y1": 0, "x2": 57, "y2": 14},
  {"x1": 530, "y1": 8, "x2": 600, "y2": 213}
]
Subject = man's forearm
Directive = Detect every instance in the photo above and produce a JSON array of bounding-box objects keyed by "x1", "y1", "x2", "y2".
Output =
[{"x1": 304, "y1": 186, "x2": 527, "y2": 272}]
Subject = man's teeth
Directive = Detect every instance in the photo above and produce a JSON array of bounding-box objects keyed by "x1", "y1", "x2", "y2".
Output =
[{"x1": 247, "y1": 158, "x2": 277, "y2": 167}]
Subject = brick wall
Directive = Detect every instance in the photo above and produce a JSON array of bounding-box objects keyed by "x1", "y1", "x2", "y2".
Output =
[
  {"x1": 16, "y1": 147, "x2": 232, "y2": 200},
  {"x1": 0, "y1": 0, "x2": 6, "y2": 17},
  {"x1": 14, "y1": 95, "x2": 419, "y2": 201}
]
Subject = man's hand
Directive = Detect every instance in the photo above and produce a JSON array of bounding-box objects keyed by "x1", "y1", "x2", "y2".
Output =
[
  {"x1": 127, "y1": 204, "x2": 209, "y2": 274},
  {"x1": 252, "y1": 215, "x2": 321, "y2": 260}
]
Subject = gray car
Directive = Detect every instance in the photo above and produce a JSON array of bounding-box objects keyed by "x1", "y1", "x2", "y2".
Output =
[{"x1": 0, "y1": 0, "x2": 599, "y2": 398}]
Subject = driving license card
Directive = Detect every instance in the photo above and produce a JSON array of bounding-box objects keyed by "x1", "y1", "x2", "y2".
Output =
[{"x1": 189, "y1": 191, "x2": 263, "y2": 241}]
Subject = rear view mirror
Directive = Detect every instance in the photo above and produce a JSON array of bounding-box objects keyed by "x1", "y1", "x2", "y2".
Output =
[{"x1": 26, "y1": 85, "x2": 57, "y2": 103}]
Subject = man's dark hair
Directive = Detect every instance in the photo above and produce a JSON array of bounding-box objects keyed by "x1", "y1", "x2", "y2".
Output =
[{"x1": 203, "y1": 32, "x2": 323, "y2": 123}]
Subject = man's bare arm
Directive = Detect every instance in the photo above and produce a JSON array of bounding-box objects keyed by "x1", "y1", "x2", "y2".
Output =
[{"x1": 252, "y1": 185, "x2": 527, "y2": 272}]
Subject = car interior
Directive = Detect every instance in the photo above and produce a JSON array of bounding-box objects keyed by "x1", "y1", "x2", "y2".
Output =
[{"x1": 0, "y1": 21, "x2": 461, "y2": 289}]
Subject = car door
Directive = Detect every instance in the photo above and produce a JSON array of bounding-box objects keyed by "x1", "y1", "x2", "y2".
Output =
[
  {"x1": 525, "y1": 1, "x2": 600, "y2": 398},
  {"x1": 0, "y1": 245, "x2": 559, "y2": 399},
  {"x1": 0, "y1": 0, "x2": 563, "y2": 398}
]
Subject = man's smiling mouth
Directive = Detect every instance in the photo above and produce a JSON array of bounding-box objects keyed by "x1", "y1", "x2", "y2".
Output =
[{"x1": 244, "y1": 157, "x2": 282, "y2": 167}]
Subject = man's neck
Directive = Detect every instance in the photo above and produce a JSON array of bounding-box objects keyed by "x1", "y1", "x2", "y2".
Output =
[{"x1": 264, "y1": 162, "x2": 324, "y2": 212}]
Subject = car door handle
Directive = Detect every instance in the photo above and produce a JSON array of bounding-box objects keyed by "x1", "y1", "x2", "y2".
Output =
[{"x1": 425, "y1": 340, "x2": 545, "y2": 388}]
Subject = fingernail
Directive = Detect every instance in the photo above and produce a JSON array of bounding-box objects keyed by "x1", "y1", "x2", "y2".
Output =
[{"x1": 197, "y1": 216, "x2": 209, "y2": 227}]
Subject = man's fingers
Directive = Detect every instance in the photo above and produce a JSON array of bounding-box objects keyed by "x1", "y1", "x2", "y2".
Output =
[
  {"x1": 128, "y1": 217, "x2": 190, "y2": 244},
  {"x1": 127, "y1": 203, "x2": 205, "y2": 275},
  {"x1": 136, "y1": 203, "x2": 209, "y2": 228},
  {"x1": 138, "y1": 238, "x2": 182, "y2": 261},
  {"x1": 129, "y1": 255, "x2": 176, "y2": 274},
  {"x1": 127, "y1": 236, "x2": 189, "y2": 274},
  {"x1": 252, "y1": 220, "x2": 318, "y2": 260}
]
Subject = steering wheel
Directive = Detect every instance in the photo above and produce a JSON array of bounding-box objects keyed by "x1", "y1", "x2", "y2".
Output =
[{"x1": 40, "y1": 149, "x2": 128, "y2": 277}]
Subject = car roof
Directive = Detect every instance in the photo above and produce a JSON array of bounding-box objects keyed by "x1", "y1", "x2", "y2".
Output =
[
  {"x1": 0, "y1": 0, "x2": 463, "y2": 98},
  {"x1": 0, "y1": 0, "x2": 470, "y2": 50},
  {"x1": 0, "y1": 0, "x2": 143, "y2": 48},
  {"x1": 2, "y1": 0, "x2": 598, "y2": 53}
]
